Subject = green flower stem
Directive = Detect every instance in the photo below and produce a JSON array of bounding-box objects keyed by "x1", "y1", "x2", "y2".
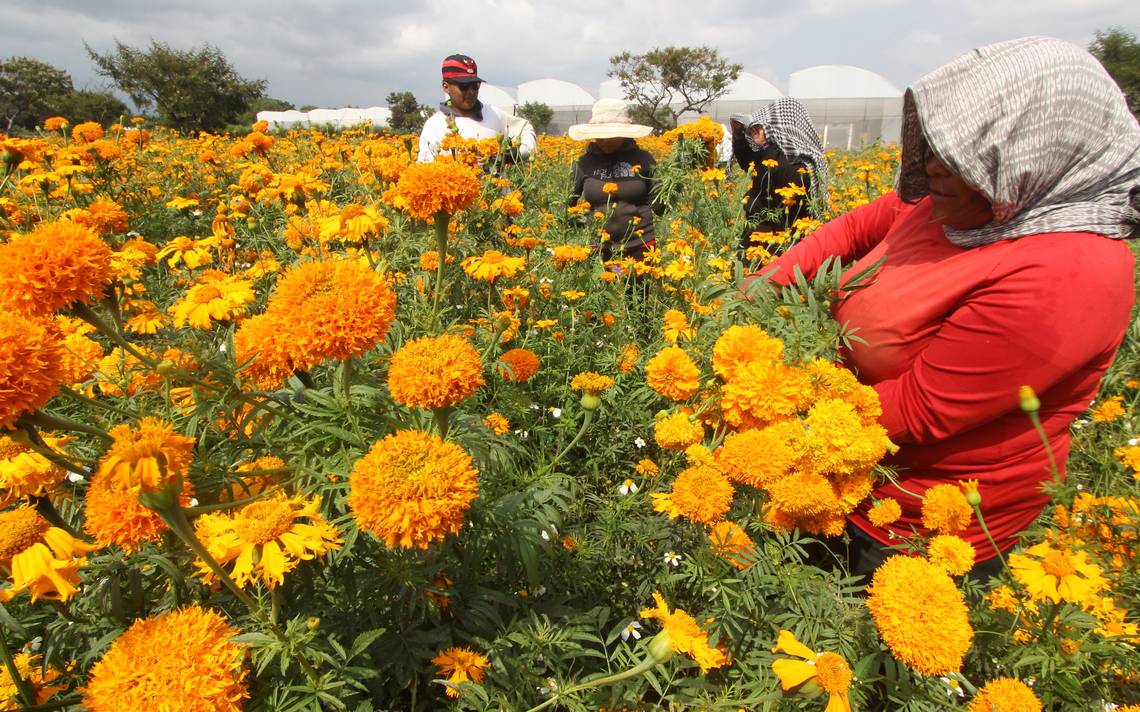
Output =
[
  {"x1": 1026, "y1": 410, "x2": 1060, "y2": 478},
  {"x1": 431, "y1": 209, "x2": 451, "y2": 329},
  {"x1": 545, "y1": 410, "x2": 594, "y2": 474},
  {"x1": 521, "y1": 653, "x2": 659, "y2": 712},
  {"x1": 18, "y1": 409, "x2": 111, "y2": 442},
  {"x1": 60, "y1": 386, "x2": 141, "y2": 419},
  {"x1": 70, "y1": 302, "x2": 159, "y2": 369},
  {"x1": 0, "y1": 624, "x2": 36, "y2": 706},
  {"x1": 970, "y1": 502, "x2": 1009, "y2": 574},
  {"x1": 154, "y1": 502, "x2": 322, "y2": 685},
  {"x1": 4, "y1": 695, "x2": 83, "y2": 712},
  {"x1": 31, "y1": 495, "x2": 84, "y2": 540},
  {"x1": 12, "y1": 425, "x2": 93, "y2": 481},
  {"x1": 948, "y1": 672, "x2": 978, "y2": 696},
  {"x1": 433, "y1": 406, "x2": 453, "y2": 440}
]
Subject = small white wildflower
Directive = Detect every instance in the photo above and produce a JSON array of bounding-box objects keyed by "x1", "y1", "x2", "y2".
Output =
[
  {"x1": 939, "y1": 677, "x2": 965, "y2": 698},
  {"x1": 25, "y1": 636, "x2": 42, "y2": 653},
  {"x1": 218, "y1": 343, "x2": 227, "y2": 353},
  {"x1": 1129, "y1": 438, "x2": 1139, "y2": 446},
  {"x1": 66, "y1": 472, "x2": 86, "y2": 483},
  {"x1": 663, "y1": 551, "x2": 681, "y2": 567},
  {"x1": 533, "y1": 585, "x2": 547, "y2": 596},
  {"x1": 515, "y1": 429, "x2": 529, "y2": 439},
  {"x1": 634, "y1": 437, "x2": 646, "y2": 449},
  {"x1": 549, "y1": 407, "x2": 562, "y2": 418},
  {"x1": 619, "y1": 478, "x2": 638, "y2": 495},
  {"x1": 188, "y1": 498, "x2": 199, "y2": 507},
  {"x1": 541, "y1": 530, "x2": 550, "y2": 541},
  {"x1": 621, "y1": 621, "x2": 643, "y2": 641},
  {"x1": 1025, "y1": 677, "x2": 1036, "y2": 687},
  {"x1": 191, "y1": 209, "x2": 203, "y2": 216}
]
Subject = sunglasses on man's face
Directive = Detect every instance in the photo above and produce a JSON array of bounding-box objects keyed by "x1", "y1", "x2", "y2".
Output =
[{"x1": 447, "y1": 82, "x2": 482, "y2": 93}]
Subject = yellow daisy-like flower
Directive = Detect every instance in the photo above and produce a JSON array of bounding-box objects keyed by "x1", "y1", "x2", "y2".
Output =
[
  {"x1": 124, "y1": 301, "x2": 169, "y2": 335},
  {"x1": 0, "y1": 311, "x2": 66, "y2": 430},
  {"x1": 0, "y1": 219, "x2": 112, "y2": 316},
  {"x1": 570, "y1": 371, "x2": 614, "y2": 396},
  {"x1": 384, "y1": 158, "x2": 482, "y2": 220},
  {"x1": 966, "y1": 678, "x2": 1043, "y2": 712},
  {"x1": 388, "y1": 334, "x2": 484, "y2": 410},
  {"x1": 717, "y1": 420, "x2": 806, "y2": 489},
  {"x1": 193, "y1": 494, "x2": 342, "y2": 589},
  {"x1": 709, "y1": 521, "x2": 755, "y2": 570},
  {"x1": 1009, "y1": 541, "x2": 1108, "y2": 606},
  {"x1": 0, "y1": 433, "x2": 69, "y2": 508},
  {"x1": 713, "y1": 324, "x2": 783, "y2": 381},
  {"x1": 866, "y1": 555, "x2": 974, "y2": 676},
  {"x1": 1090, "y1": 395, "x2": 1125, "y2": 423},
  {"x1": 662, "y1": 309, "x2": 695, "y2": 343},
  {"x1": 0, "y1": 652, "x2": 65, "y2": 707},
  {"x1": 645, "y1": 346, "x2": 701, "y2": 402},
  {"x1": 867, "y1": 497, "x2": 902, "y2": 527},
  {"x1": 461, "y1": 250, "x2": 526, "y2": 282},
  {"x1": 83, "y1": 606, "x2": 249, "y2": 712},
  {"x1": 482, "y1": 413, "x2": 510, "y2": 436},
  {"x1": 927, "y1": 534, "x2": 976, "y2": 577},
  {"x1": 169, "y1": 272, "x2": 255, "y2": 329},
  {"x1": 770, "y1": 629, "x2": 852, "y2": 712},
  {"x1": 640, "y1": 592, "x2": 728, "y2": 672},
  {"x1": 651, "y1": 462, "x2": 733, "y2": 525},
  {"x1": 97, "y1": 417, "x2": 195, "y2": 496},
  {"x1": 83, "y1": 469, "x2": 194, "y2": 553},
  {"x1": 349, "y1": 430, "x2": 479, "y2": 549},
  {"x1": 431, "y1": 647, "x2": 490, "y2": 698},
  {"x1": 654, "y1": 411, "x2": 705, "y2": 451},
  {"x1": 920, "y1": 483, "x2": 973, "y2": 535},
  {"x1": 0, "y1": 505, "x2": 98, "y2": 603}
]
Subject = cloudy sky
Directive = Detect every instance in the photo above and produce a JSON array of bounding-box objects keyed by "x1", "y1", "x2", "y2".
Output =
[{"x1": 4, "y1": 0, "x2": 1137, "y2": 110}]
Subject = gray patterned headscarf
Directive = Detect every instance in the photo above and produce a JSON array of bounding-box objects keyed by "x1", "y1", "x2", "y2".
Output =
[
  {"x1": 747, "y1": 98, "x2": 829, "y2": 204},
  {"x1": 898, "y1": 36, "x2": 1140, "y2": 247}
]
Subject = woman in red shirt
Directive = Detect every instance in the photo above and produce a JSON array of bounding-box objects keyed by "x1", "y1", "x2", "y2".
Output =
[{"x1": 754, "y1": 36, "x2": 1140, "y2": 578}]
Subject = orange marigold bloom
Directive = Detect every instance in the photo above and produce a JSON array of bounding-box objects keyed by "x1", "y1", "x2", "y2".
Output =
[
  {"x1": 482, "y1": 412, "x2": 510, "y2": 436},
  {"x1": 662, "y1": 308, "x2": 695, "y2": 343},
  {"x1": 66, "y1": 196, "x2": 130, "y2": 235},
  {"x1": 1090, "y1": 395, "x2": 1126, "y2": 423},
  {"x1": 57, "y1": 316, "x2": 103, "y2": 385},
  {"x1": 717, "y1": 420, "x2": 806, "y2": 488},
  {"x1": 43, "y1": 116, "x2": 68, "y2": 131},
  {"x1": 867, "y1": 497, "x2": 902, "y2": 527},
  {"x1": 83, "y1": 606, "x2": 249, "y2": 712},
  {"x1": 966, "y1": 678, "x2": 1043, "y2": 712},
  {"x1": 709, "y1": 521, "x2": 755, "y2": 569},
  {"x1": 645, "y1": 346, "x2": 701, "y2": 401},
  {"x1": 635, "y1": 458, "x2": 659, "y2": 476},
  {"x1": 654, "y1": 411, "x2": 704, "y2": 451},
  {"x1": 496, "y1": 348, "x2": 540, "y2": 383},
  {"x1": 651, "y1": 462, "x2": 733, "y2": 525},
  {"x1": 0, "y1": 505, "x2": 98, "y2": 603},
  {"x1": 0, "y1": 651, "x2": 65, "y2": 706},
  {"x1": 768, "y1": 470, "x2": 842, "y2": 519},
  {"x1": 432, "y1": 647, "x2": 491, "y2": 698},
  {"x1": 713, "y1": 324, "x2": 784, "y2": 381},
  {"x1": 570, "y1": 371, "x2": 614, "y2": 396},
  {"x1": 84, "y1": 469, "x2": 194, "y2": 553},
  {"x1": 802, "y1": 398, "x2": 889, "y2": 477},
  {"x1": 349, "y1": 430, "x2": 479, "y2": 549},
  {"x1": 640, "y1": 592, "x2": 728, "y2": 671},
  {"x1": 866, "y1": 555, "x2": 974, "y2": 676},
  {"x1": 921, "y1": 483, "x2": 973, "y2": 535},
  {"x1": 0, "y1": 219, "x2": 112, "y2": 317},
  {"x1": 97, "y1": 418, "x2": 194, "y2": 496},
  {"x1": 720, "y1": 360, "x2": 812, "y2": 431},
  {"x1": 70, "y1": 121, "x2": 104, "y2": 143},
  {"x1": 419, "y1": 250, "x2": 456, "y2": 271},
  {"x1": 388, "y1": 334, "x2": 484, "y2": 409},
  {"x1": 385, "y1": 159, "x2": 482, "y2": 220},
  {"x1": 551, "y1": 244, "x2": 591, "y2": 270},
  {"x1": 770, "y1": 630, "x2": 853, "y2": 712},
  {"x1": 927, "y1": 534, "x2": 976, "y2": 577},
  {"x1": 0, "y1": 312, "x2": 66, "y2": 430},
  {"x1": 617, "y1": 342, "x2": 640, "y2": 373}
]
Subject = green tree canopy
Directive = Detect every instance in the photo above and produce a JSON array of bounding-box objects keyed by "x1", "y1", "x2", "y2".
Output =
[
  {"x1": 1090, "y1": 27, "x2": 1140, "y2": 117},
  {"x1": 235, "y1": 96, "x2": 295, "y2": 131},
  {"x1": 59, "y1": 90, "x2": 129, "y2": 126},
  {"x1": 86, "y1": 40, "x2": 267, "y2": 133},
  {"x1": 517, "y1": 101, "x2": 554, "y2": 134},
  {"x1": 608, "y1": 46, "x2": 742, "y2": 131},
  {"x1": 385, "y1": 91, "x2": 431, "y2": 134},
  {"x1": 0, "y1": 56, "x2": 74, "y2": 131}
]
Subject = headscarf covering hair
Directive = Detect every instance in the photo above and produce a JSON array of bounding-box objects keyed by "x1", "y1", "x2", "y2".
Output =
[
  {"x1": 897, "y1": 35, "x2": 1140, "y2": 247},
  {"x1": 746, "y1": 98, "x2": 829, "y2": 203}
]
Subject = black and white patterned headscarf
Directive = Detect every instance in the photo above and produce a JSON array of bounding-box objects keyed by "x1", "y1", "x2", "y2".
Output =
[
  {"x1": 898, "y1": 36, "x2": 1140, "y2": 247},
  {"x1": 746, "y1": 97, "x2": 829, "y2": 203}
]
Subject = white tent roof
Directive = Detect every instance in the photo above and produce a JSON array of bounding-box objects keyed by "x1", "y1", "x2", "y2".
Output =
[
  {"x1": 517, "y1": 78, "x2": 596, "y2": 108},
  {"x1": 788, "y1": 65, "x2": 902, "y2": 99},
  {"x1": 720, "y1": 72, "x2": 784, "y2": 101},
  {"x1": 597, "y1": 78, "x2": 626, "y2": 101},
  {"x1": 477, "y1": 84, "x2": 517, "y2": 112}
]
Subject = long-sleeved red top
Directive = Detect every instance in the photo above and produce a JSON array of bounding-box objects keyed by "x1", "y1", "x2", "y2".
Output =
[{"x1": 760, "y1": 192, "x2": 1135, "y2": 559}]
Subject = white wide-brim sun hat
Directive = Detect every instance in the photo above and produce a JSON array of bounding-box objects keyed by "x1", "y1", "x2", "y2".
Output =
[{"x1": 568, "y1": 99, "x2": 653, "y2": 141}]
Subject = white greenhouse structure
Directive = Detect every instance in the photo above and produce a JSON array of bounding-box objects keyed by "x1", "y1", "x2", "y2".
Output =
[
  {"x1": 787, "y1": 65, "x2": 903, "y2": 149},
  {"x1": 517, "y1": 79, "x2": 596, "y2": 133}
]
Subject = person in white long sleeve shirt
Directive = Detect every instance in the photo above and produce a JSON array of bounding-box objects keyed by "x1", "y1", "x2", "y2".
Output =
[{"x1": 417, "y1": 54, "x2": 536, "y2": 164}]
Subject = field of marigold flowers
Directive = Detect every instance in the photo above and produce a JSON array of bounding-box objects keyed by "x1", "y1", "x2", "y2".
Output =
[{"x1": 0, "y1": 116, "x2": 1137, "y2": 711}]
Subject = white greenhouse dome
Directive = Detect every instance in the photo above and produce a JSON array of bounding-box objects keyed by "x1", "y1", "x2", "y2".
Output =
[
  {"x1": 788, "y1": 65, "x2": 903, "y2": 149},
  {"x1": 475, "y1": 84, "x2": 517, "y2": 114},
  {"x1": 517, "y1": 78, "x2": 596, "y2": 133}
]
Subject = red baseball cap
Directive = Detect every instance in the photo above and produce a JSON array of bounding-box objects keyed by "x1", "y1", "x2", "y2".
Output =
[{"x1": 441, "y1": 54, "x2": 483, "y2": 84}]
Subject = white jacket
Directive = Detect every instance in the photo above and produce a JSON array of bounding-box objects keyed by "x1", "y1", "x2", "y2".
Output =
[{"x1": 417, "y1": 103, "x2": 537, "y2": 163}]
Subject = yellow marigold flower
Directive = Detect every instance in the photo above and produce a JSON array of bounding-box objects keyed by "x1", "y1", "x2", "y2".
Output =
[
  {"x1": 1018, "y1": 385, "x2": 1040, "y2": 413},
  {"x1": 654, "y1": 411, "x2": 705, "y2": 451},
  {"x1": 70, "y1": 121, "x2": 103, "y2": 142},
  {"x1": 651, "y1": 462, "x2": 733, "y2": 525},
  {"x1": 43, "y1": 116, "x2": 68, "y2": 131},
  {"x1": 803, "y1": 398, "x2": 890, "y2": 477},
  {"x1": 385, "y1": 159, "x2": 482, "y2": 220},
  {"x1": 717, "y1": 420, "x2": 806, "y2": 488},
  {"x1": 155, "y1": 235, "x2": 216, "y2": 269},
  {"x1": 66, "y1": 196, "x2": 130, "y2": 235},
  {"x1": 0, "y1": 219, "x2": 112, "y2": 317},
  {"x1": 645, "y1": 346, "x2": 700, "y2": 402},
  {"x1": 124, "y1": 301, "x2": 168, "y2": 335},
  {"x1": 97, "y1": 417, "x2": 194, "y2": 496},
  {"x1": 927, "y1": 534, "x2": 976, "y2": 577},
  {"x1": 1090, "y1": 395, "x2": 1126, "y2": 423},
  {"x1": 0, "y1": 312, "x2": 66, "y2": 430},
  {"x1": 483, "y1": 412, "x2": 510, "y2": 436},
  {"x1": 83, "y1": 606, "x2": 248, "y2": 712},
  {"x1": 552, "y1": 244, "x2": 592, "y2": 270},
  {"x1": 617, "y1": 342, "x2": 640, "y2": 373},
  {"x1": 170, "y1": 272, "x2": 255, "y2": 329},
  {"x1": 193, "y1": 494, "x2": 342, "y2": 589},
  {"x1": 635, "y1": 458, "x2": 659, "y2": 476},
  {"x1": 0, "y1": 650, "x2": 66, "y2": 706},
  {"x1": 921, "y1": 483, "x2": 973, "y2": 535},
  {"x1": 662, "y1": 309, "x2": 695, "y2": 343},
  {"x1": 432, "y1": 647, "x2": 490, "y2": 698},
  {"x1": 496, "y1": 348, "x2": 540, "y2": 383},
  {"x1": 985, "y1": 585, "x2": 1024, "y2": 614},
  {"x1": 490, "y1": 190, "x2": 525, "y2": 216},
  {"x1": 866, "y1": 555, "x2": 974, "y2": 676},
  {"x1": 349, "y1": 430, "x2": 479, "y2": 548},
  {"x1": 1009, "y1": 541, "x2": 1108, "y2": 606},
  {"x1": 461, "y1": 249, "x2": 527, "y2": 282},
  {"x1": 770, "y1": 630, "x2": 853, "y2": 712},
  {"x1": 0, "y1": 505, "x2": 98, "y2": 603},
  {"x1": 720, "y1": 361, "x2": 812, "y2": 431},
  {"x1": 713, "y1": 325, "x2": 783, "y2": 381},
  {"x1": 709, "y1": 521, "x2": 756, "y2": 570},
  {"x1": 867, "y1": 497, "x2": 902, "y2": 527},
  {"x1": 806, "y1": 357, "x2": 882, "y2": 425},
  {"x1": 500, "y1": 286, "x2": 530, "y2": 311},
  {"x1": 966, "y1": 678, "x2": 1043, "y2": 712},
  {"x1": 56, "y1": 318, "x2": 103, "y2": 385},
  {"x1": 0, "y1": 433, "x2": 69, "y2": 507},
  {"x1": 570, "y1": 371, "x2": 614, "y2": 396},
  {"x1": 560, "y1": 289, "x2": 585, "y2": 300},
  {"x1": 601, "y1": 181, "x2": 619, "y2": 194},
  {"x1": 640, "y1": 592, "x2": 728, "y2": 672},
  {"x1": 388, "y1": 334, "x2": 484, "y2": 409},
  {"x1": 83, "y1": 468, "x2": 193, "y2": 553},
  {"x1": 768, "y1": 470, "x2": 842, "y2": 519}
]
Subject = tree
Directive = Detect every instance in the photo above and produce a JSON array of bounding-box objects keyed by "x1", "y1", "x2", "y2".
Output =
[
  {"x1": 86, "y1": 40, "x2": 267, "y2": 133},
  {"x1": 608, "y1": 46, "x2": 741, "y2": 131},
  {"x1": 517, "y1": 101, "x2": 554, "y2": 134},
  {"x1": 58, "y1": 90, "x2": 129, "y2": 126},
  {"x1": 1090, "y1": 27, "x2": 1140, "y2": 117},
  {"x1": 386, "y1": 91, "x2": 431, "y2": 134},
  {"x1": 0, "y1": 56, "x2": 73, "y2": 131}
]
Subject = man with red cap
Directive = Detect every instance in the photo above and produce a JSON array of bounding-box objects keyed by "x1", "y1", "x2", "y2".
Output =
[{"x1": 417, "y1": 53, "x2": 536, "y2": 163}]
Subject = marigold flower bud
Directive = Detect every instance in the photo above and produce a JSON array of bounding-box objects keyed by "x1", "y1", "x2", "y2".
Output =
[
  {"x1": 580, "y1": 393, "x2": 601, "y2": 411},
  {"x1": 647, "y1": 632, "x2": 675, "y2": 664},
  {"x1": 1018, "y1": 385, "x2": 1040, "y2": 413}
]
